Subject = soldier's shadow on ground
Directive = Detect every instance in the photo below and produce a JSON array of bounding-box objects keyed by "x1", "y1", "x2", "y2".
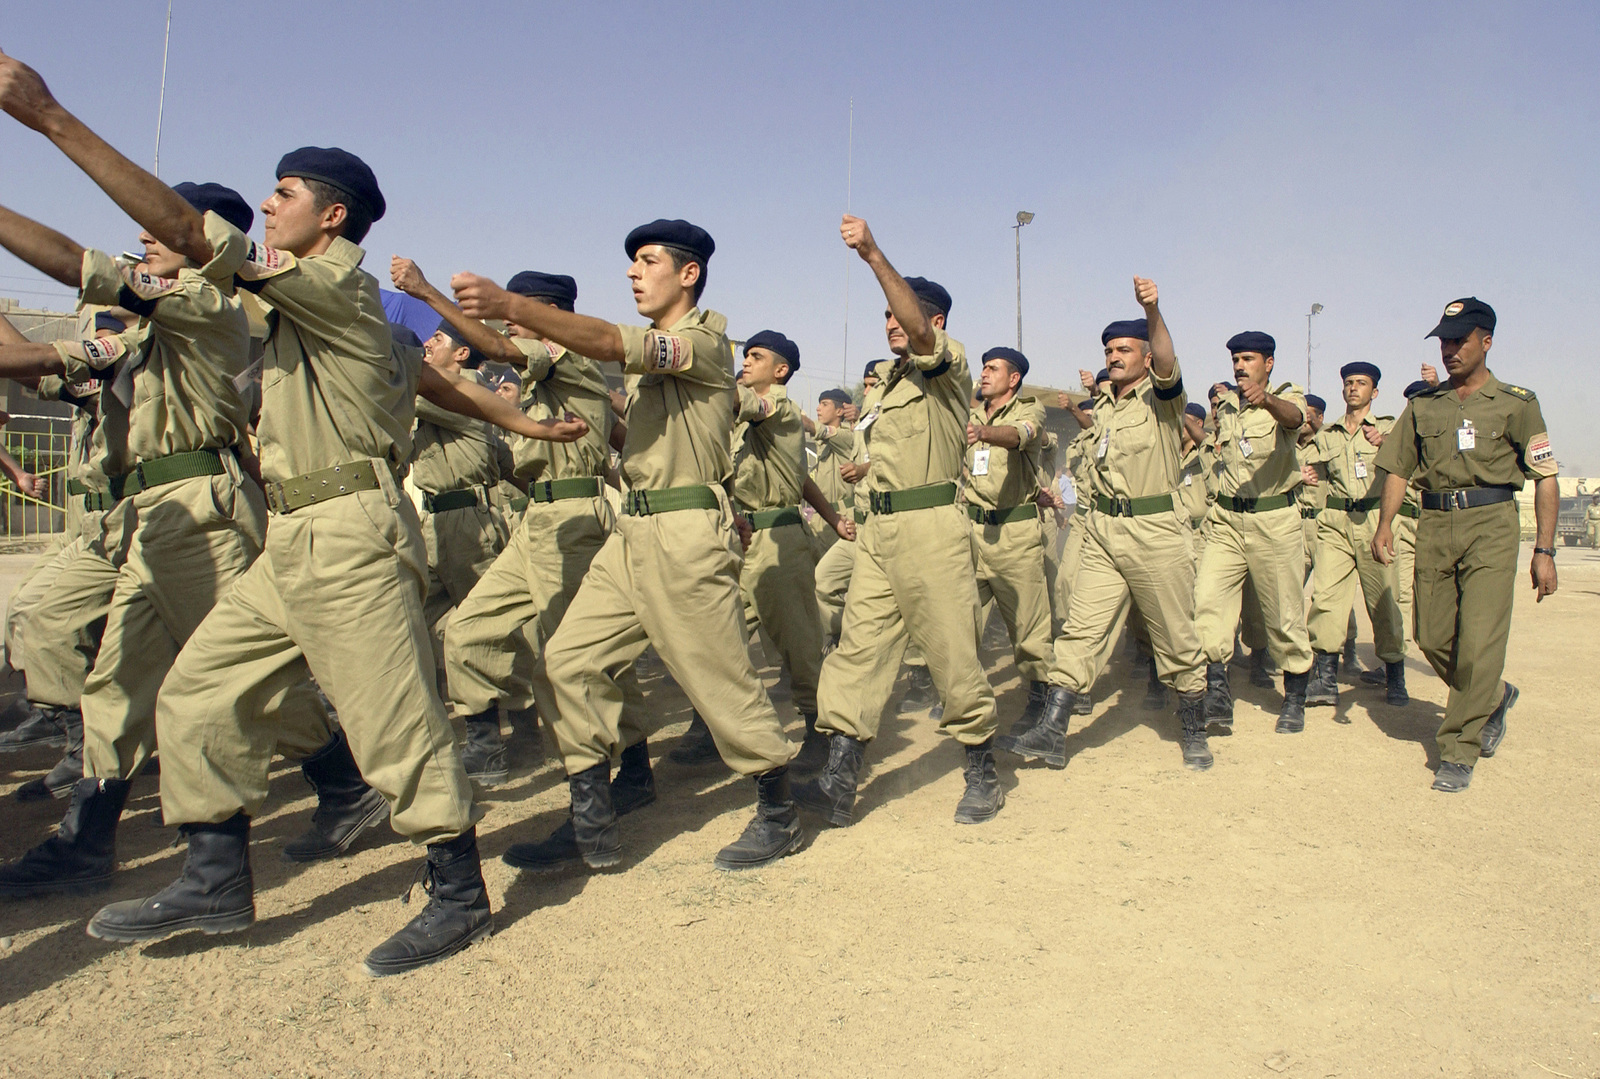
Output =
[{"x1": 1361, "y1": 660, "x2": 1444, "y2": 770}]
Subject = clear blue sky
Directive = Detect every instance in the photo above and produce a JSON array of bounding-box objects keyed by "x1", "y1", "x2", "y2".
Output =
[{"x1": 3, "y1": 1, "x2": 1597, "y2": 471}]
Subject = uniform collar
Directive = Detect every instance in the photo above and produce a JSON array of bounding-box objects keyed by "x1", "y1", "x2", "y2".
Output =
[
  {"x1": 324, "y1": 236, "x2": 364, "y2": 267},
  {"x1": 660, "y1": 305, "x2": 727, "y2": 336}
]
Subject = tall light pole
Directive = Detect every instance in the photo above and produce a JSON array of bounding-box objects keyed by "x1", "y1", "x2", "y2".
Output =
[
  {"x1": 1306, "y1": 302, "x2": 1323, "y2": 392},
  {"x1": 1014, "y1": 211, "x2": 1034, "y2": 349}
]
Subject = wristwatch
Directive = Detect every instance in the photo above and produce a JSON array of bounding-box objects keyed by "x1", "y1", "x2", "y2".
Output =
[{"x1": 1533, "y1": 546, "x2": 1556, "y2": 557}]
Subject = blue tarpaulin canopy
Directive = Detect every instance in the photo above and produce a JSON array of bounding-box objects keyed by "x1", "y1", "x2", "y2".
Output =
[{"x1": 380, "y1": 289, "x2": 441, "y2": 343}]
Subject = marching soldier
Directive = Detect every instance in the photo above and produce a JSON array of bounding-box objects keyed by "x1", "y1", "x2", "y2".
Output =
[
  {"x1": 1372, "y1": 297, "x2": 1558, "y2": 791},
  {"x1": 1194, "y1": 332, "x2": 1315, "y2": 735}
]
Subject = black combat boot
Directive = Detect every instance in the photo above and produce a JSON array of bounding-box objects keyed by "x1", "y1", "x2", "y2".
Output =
[
  {"x1": 282, "y1": 730, "x2": 389, "y2": 862},
  {"x1": 1248, "y1": 647, "x2": 1274, "y2": 689},
  {"x1": 1342, "y1": 637, "x2": 1359, "y2": 674},
  {"x1": 995, "y1": 682, "x2": 1049, "y2": 750},
  {"x1": 899, "y1": 665, "x2": 939, "y2": 713},
  {"x1": 997, "y1": 686, "x2": 1071, "y2": 769},
  {"x1": 953, "y1": 739, "x2": 1005, "y2": 824},
  {"x1": 791, "y1": 712, "x2": 829, "y2": 775},
  {"x1": 1361, "y1": 665, "x2": 1386, "y2": 685},
  {"x1": 87, "y1": 812, "x2": 254, "y2": 941},
  {"x1": 1384, "y1": 661, "x2": 1410, "y2": 707},
  {"x1": 502, "y1": 762, "x2": 620, "y2": 872},
  {"x1": 667, "y1": 710, "x2": 720, "y2": 765},
  {"x1": 0, "y1": 704, "x2": 66, "y2": 752},
  {"x1": 1141, "y1": 658, "x2": 1169, "y2": 711},
  {"x1": 1203, "y1": 662, "x2": 1233, "y2": 734},
  {"x1": 1478, "y1": 682, "x2": 1518, "y2": 759},
  {"x1": 0, "y1": 777, "x2": 131, "y2": 897},
  {"x1": 17, "y1": 706, "x2": 83, "y2": 801},
  {"x1": 1178, "y1": 694, "x2": 1213, "y2": 770},
  {"x1": 1277, "y1": 670, "x2": 1309, "y2": 734},
  {"x1": 364, "y1": 828, "x2": 494, "y2": 976},
  {"x1": 1305, "y1": 651, "x2": 1340, "y2": 708},
  {"x1": 1071, "y1": 691, "x2": 1092, "y2": 716},
  {"x1": 609, "y1": 739, "x2": 657, "y2": 816},
  {"x1": 714, "y1": 767, "x2": 803, "y2": 870},
  {"x1": 458, "y1": 706, "x2": 508, "y2": 785},
  {"x1": 791, "y1": 734, "x2": 867, "y2": 827}
]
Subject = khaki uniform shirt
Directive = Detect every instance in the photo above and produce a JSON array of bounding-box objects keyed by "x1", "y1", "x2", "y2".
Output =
[
  {"x1": 1310, "y1": 414, "x2": 1394, "y2": 501},
  {"x1": 1082, "y1": 362, "x2": 1187, "y2": 501},
  {"x1": 1375, "y1": 373, "x2": 1557, "y2": 490},
  {"x1": 227, "y1": 223, "x2": 414, "y2": 485},
  {"x1": 964, "y1": 393, "x2": 1045, "y2": 511},
  {"x1": 615, "y1": 307, "x2": 735, "y2": 490},
  {"x1": 513, "y1": 338, "x2": 611, "y2": 482},
  {"x1": 861, "y1": 327, "x2": 973, "y2": 494},
  {"x1": 1296, "y1": 442, "x2": 1327, "y2": 515},
  {"x1": 810, "y1": 426, "x2": 853, "y2": 520},
  {"x1": 410, "y1": 367, "x2": 500, "y2": 495},
  {"x1": 1211, "y1": 382, "x2": 1309, "y2": 499},
  {"x1": 732, "y1": 384, "x2": 806, "y2": 512},
  {"x1": 1177, "y1": 445, "x2": 1209, "y2": 524},
  {"x1": 52, "y1": 211, "x2": 251, "y2": 475}
]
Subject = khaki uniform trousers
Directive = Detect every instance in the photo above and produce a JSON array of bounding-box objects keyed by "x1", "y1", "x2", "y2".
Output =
[
  {"x1": 1306, "y1": 507, "x2": 1405, "y2": 662},
  {"x1": 6, "y1": 533, "x2": 99, "y2": 677},
  {"x1": 543, "y1": 492, "x2": 794, "y2": 777},
  {"x1": 22, "y1": 538, "x2": 116, "y2": 709},
  {"x1": 1413, "y1": 502, "x2": 1519, "y2": 768},
  {"x1": 421, "y1": 502, "x2": 508, "y2": 669},
  {"x1": 815, "y1": 503, "x2": 996, "y2": 745},
  {"x1": 741, "y1": 521, "x2": 824, "y2": 716},
  {"x1": 444, "y1": 495, "x2": 646, "y2": 744},
  {"x1": 1049, "y1": 508, "x2": 1205, "y2": 696},
  {"x1": 970, "y1": 515, "x2": 1053, "y2": 684},
  {"x1": 84, "y1": 468, "x2": 330, "y2": 782},
  {"x1": 813, "y1": 530, "x2": 855, "y2": 641},
  {"x1": 1301, "y1": 513, "x2": 1318, "y2": 580},
  {"x1": 154, "y1": 469, "x2": 479, "y2": 845},
  {"x1": 1394, "y1": 514, "x2": 1417, "y2": 641},
  {"x1": 1195, "y1": 505, "x2": 1314, "y2": 675},
  {"x1": 1039, "y1": 508, "x2": 1065, "y2": 639}
]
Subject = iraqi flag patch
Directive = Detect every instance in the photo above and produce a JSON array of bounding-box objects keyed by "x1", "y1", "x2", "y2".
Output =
[{"x1": 649, "y1": 332, "x2": 691, "y2": 372}]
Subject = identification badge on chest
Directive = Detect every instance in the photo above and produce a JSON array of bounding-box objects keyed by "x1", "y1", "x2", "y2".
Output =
[
  {"x1": 1354, "y1": 458, "x2": 1368, "y2": 480},
  {"x1": 1457, "y1": 420, "x2": 1476, "y2": 451},
  {"x1": 854, "y1": 405, "x2": 880, "y2": 432},
  {"x1": 1097, "y1": 431, "x2": 1110, "y2": 460},
  {"x1": 1239, "y1": 437, "x2": 1253, "y2": 459},
  {"x1": 971, "y1": 447, "x2": 991, "y2": 476}
]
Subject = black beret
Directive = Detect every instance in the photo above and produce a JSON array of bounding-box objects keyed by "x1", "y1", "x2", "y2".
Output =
[
  {"x1": 902, "y1": 276, "x2": 952, "y2": 317},
  {"x1": 818, "y1": 388, "x2": 852, "y2": 406},
  {"x1": 506, "y1": 271, "x2": 577, "y2": 308},
  {"x1": 1226, "y1": 331, "x2": 1276, "y2": 355},
  {"x1": 864, "y1": 359, "x2": 890, "y2": 382},
  {"x1": 744, "y1": 330, "x2": 800, "y2": 371},
  {"x1": 1208, "y1": 382, "x2": 1234, "y2": 400},
  {"x1": 1094, "y1": 368, "x2": 1111, "y2": 383},
  {"x1": 1426, "y1": 296, "x2": 1495, "y2": 339},
  {"x1": 172, "y1": 182, "x2": 253, "y2": 234},
  {"x1": 1304, "y1": 394, "x2": 1327, "y2": 413},
  {"x1": 981, "y1": 346, "x2": 1028, "y2": 377},
  {"x1": 1076, "y1": 399, "x2": 1094, "y2": 413},
  {"x1": 1184, "y1": 402, "x2": 1207, "y2": 420},
  {"x1": 93, "y1": 311, "x2": 127, "y2": 333},
  {"x1": 389, "y1": 322, "x2": 422, "y2": 349},
  {"x1": 1403, "y1": 379, "x2": 1433, "y2": 400},
  {"x1": 625, "y1": 219, "x2": 714, "y2": 264},
  {"x1": 437, "y1": 322, "x2": 487, "y2": 367},
  {"x1": 276, "y1": 146, "x2": 386, "y2": 222},
  {"x1": 1340, "y1": 361, "x2": 1382, "y2": 385},
  {"x1": 1101, "y1": 319, "x2": 1148, "y2": 346}
]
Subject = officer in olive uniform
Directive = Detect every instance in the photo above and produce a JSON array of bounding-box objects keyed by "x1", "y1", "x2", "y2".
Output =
[
  {"x1": 795, "y1": 216, "x2": 1003, "y2": 828},
  {"x1": 1001, "y1": 282, "x2": 1211, "y2": 771},
  {"x1": 963, "y1": 346, "x2": 1053, "y2": 734},
  {"x1": 453, "y1": 218, "x2": 804, "y2": 872},
  {"x1": 1194, "y1": 331, "x2": 1316, "y2": 735},
  {"x1": 1373, "y1": 297, "x2": 1558, "y2": 792},
  {"x1": 1302, "y1": 362, "x2": 1408, "y2": 709}
]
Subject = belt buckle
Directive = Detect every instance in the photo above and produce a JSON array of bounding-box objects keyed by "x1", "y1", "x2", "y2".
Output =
[
  {"x1": 1238, "y1": 496, "x2": 1257, "y2": 512},
  {"x1": 870, "y1": 490, "x2": 891, "y2": 515},
  {"x1": 1451, "y1": 490, "x2": 1468, "y2": 510},
  {"x1": 536, "y1": 480, "x2": 554, "y2": 502},
  {"x1": 264, "y1": 481, "x2": 285, "y2": 514},
  {"x1": 1111, "y1": 496, "x2": 1132, "y2": 517}
]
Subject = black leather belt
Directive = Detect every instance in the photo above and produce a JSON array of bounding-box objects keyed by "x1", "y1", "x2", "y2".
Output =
[{"x1": 1420, "y1": 486, "x2": 1516, "y2": 511}]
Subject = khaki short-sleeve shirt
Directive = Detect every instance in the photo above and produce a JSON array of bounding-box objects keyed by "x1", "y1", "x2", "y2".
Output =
[
  {"x1": 1375, "y1": 373, "x2": 1557, "y2": 490},
  {"x1": 1311, "y1": 414, "x2": 1394, "y2": 501},
  {"x1": 410, "y1": 368, "x2": 500, "y2": 494},
  {"x1": 1212, "y1": 382, "x2": 1308, "y2": 498},
  {"x1": 512, "y1": 337, "x2": 611, "y2": 483},
  {"x1": 1084, "y1": 360, "x2": 1188, "y2": 501},
  {"x1": 964, "y1": 393, "x2": 1045, "y2": 510},
  {"x1": 861, "y1": 327, "x2": 973, "y2": 493},
  {"x1": 616, "y1": 307, "x2": 736, "y2": 490},
  {"x1": 731, "y1": 384, "x2": 807, "y2": 512}
]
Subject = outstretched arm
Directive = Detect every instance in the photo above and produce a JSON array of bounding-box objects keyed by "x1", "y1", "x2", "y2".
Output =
[
  {"x1": 0, "y1": 203, "x2": 84, "y2": 287},
  {"x1": 452, "y1": 274, "x2": 626, "y2": 364},
  {"x1": 0, "y1": 50, "x2": 210, "y2": 263},
  {"x1": 841, "y1": 215, "x2": 934, "y2": 356},
  {"x1": 417, "y1": 364, "x2": 588, "y2": 443},
  {"x1": 391, "y1": 257, "x2": 523, "y2": 366},
  {"x1": 1133, "y1": 277, "x2": 1176, "y2": 382}
]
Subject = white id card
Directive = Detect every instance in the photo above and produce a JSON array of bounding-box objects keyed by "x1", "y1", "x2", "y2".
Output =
[
  {"x1": 854, "y1": 406, "x2": 880, "y2": 432},
  {"x1": 1354, "y1": 459, "x2": 1367, "y2": 480},
  {"x1": 972, "y1": 447, "x2": 991, "y2": 476},
  {"x1": 1239, "y1": 437, "x2": 1253, "y2": 458},
  {"x1": 1457, "y1": 423, "x2": 1475, "y2": 451},
  {"x1": 1097, "y1": 431, "x2": 1110, "y2": 460}
]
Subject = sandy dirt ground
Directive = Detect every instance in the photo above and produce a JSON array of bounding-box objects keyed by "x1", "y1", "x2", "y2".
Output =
[{"x1": 0, "y1": 543, "x2": 1596, "y2": 1079}]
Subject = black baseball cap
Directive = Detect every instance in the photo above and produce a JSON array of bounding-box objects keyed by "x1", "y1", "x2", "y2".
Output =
[{"x1": 1426, "y1": 297, "x2": 1496, "y2": 340}]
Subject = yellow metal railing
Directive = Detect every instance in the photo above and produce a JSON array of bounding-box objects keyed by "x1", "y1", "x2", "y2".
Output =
[{"x1": 2, "y1": 429, "x2": 71, "y2": 539}]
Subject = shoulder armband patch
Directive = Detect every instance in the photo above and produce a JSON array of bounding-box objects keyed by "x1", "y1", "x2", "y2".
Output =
[
  {"x1": 235, "y1": 242, "x2": 295, "y2": 285},
  {"x1": 648, "y1": 332, "x2": 692, "y2": 372},
  {"x1": 61, "y1": 335, "x2": 130, "y2": 370},
  {"x1": 1502, "y1": 384, "x2": 1535, "y2": 401},
  {"x1": 113, "y1": 267, "x2": 182, "y2": 317},
  {"x1": 1154, "y1": 377, "x2": 1185, "y2": 401},
  {"x1": 1526, "y1": 433, "x2": 1555, "y2": 468}
]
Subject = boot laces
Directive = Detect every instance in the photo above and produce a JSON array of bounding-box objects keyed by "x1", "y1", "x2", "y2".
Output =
[{"x1": 401, "y1": 859, "x2": 438, "y2": 906}]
